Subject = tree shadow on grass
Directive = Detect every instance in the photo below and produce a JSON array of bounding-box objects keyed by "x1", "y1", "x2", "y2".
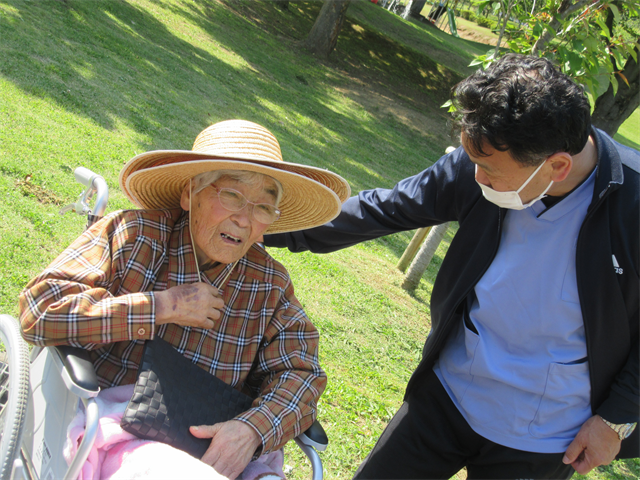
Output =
[
  {"x1": 1, "y1": 0, "x2": 247, "y2": 144},
  {"x1": 614, "y1": 132, "x2": 640, "y2": 151},
  {"x1": 1, "y1": 0, "x2": 457, "y2": 193}
]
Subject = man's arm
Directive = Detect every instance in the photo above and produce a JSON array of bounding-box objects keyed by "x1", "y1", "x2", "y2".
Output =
[{"x1": 265, "y1": 148, "x2": 475, "y2": 253}]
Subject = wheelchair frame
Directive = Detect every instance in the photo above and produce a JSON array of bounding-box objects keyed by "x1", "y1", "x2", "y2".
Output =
[{"x1": 0, "y1": 167, "x2": 327, "y2": 480}]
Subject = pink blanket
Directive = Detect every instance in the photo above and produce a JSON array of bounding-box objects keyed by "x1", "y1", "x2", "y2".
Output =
[{"x1": 64, "y1": 384, "x2": 285, "y2": 480}]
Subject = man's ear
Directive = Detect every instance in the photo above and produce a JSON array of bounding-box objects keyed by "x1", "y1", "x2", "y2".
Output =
[
  {"x1": 548, "y1": 152, "x2": 573, "y2": 183},
  {"x1": 180, "y1": 183, "x2": 192, "y2": 211}
]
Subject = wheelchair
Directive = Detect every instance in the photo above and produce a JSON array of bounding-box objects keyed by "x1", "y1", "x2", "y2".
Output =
[{"x1": 0, "y1": 168, "x2": 328, "y2": 480}]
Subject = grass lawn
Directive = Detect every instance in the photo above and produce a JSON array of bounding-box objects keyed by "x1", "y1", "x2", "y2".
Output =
[
  {"x1": 615, "y1": 107, "x2": 640, "y2": 150},
  {"x1": 0, "y1": 1, "x2": 637, "y2": 479}
]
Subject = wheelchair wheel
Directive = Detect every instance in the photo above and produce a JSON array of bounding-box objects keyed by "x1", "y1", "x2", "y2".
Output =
[{"x1": 0, "y1": 315, "x2": 30, "y2": 480}]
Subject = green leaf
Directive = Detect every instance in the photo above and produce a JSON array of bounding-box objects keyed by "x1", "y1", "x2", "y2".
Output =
[
  {"x1": 610, "y1": 74, "x2": 619, "y2": 96},
  {"x1": 543, "y1": 24, "x2": 557, "y2": 39},
  {"x1": 441, "y1": 99, "x2": 457, "y2": 113},
  {"x1": 477, "y1": 0, "x2": 493, "y2": 14},
  {"x1": 609, "y1": 4, "x2": 621, "y2": 23},
  {"x1": 595, "y1": 17, "x2": 611, "y2": 39},
  {"x1": 583, "y1": 36, "x2": 599, "y2": 52},
  {"x1": 567, "y1": 51, "x2": 583, "y2": 75},
  {"x1": 532, "y1": 22, "x2": 543, "y2": 37},
  {"x1": 572, "y1": 39, "x2": 585, "y2": 53},
  {"x1": 612, "y1": 49, "x2": 626, "y2": 71},
  {"x1": 469, "y1": 56, "x2": 486, "y2": 67}
]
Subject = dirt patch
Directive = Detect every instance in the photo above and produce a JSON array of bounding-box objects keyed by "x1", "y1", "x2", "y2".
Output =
[
  {"x1": 16, "y1": 175, "x2": 65, "y2": 206},
  {"x1": 335, "y1": 80, "x2": 451, "y2": 143},
  {"x1": 455, "y1": 24, "x2": 497, "y2": 46}
]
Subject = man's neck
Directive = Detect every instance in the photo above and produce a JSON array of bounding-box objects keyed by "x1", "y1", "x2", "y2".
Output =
[{"x1": 548, "y1": 135, "x2": 598, "y2": 197}]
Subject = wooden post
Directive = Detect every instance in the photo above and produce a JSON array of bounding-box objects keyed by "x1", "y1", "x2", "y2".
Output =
[
  {"x1": 398, "y1": 146, "x2": 456, "y2": 284},
  {"x1": 397, "y1": 227, "x2": 431, "y2": 273},
  {"x1": 402, "y1": 222, "x2": 449, "y2": 291}
]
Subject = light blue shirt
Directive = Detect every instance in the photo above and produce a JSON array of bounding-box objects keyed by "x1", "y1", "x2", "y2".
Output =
[{"x1": 435, "y1": 167, "x2": 597, "y2": 453}]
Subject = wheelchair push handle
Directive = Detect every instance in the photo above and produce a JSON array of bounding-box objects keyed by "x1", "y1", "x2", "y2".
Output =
[
  {"x1": 60, "y1": 167, "x2": 109, "y2": 218},
  {"x1": 74, "y1": 166, "x2": 99, "y2": 188}
]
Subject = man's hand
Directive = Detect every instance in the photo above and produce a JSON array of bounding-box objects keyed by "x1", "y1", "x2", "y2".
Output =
[
  {"x1": 190, "y1": 420, "x2": 262, "y2": 479},
  {"x1": 155, "y1": 283, "x2": 224, "y2": 329},
  {"x1": 563, "y1": 415, "x2": 621, "y2": 474}
]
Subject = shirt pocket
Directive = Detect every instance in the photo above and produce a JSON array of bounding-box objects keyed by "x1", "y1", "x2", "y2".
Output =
[
  {"x1": 438, "y1": 318, "x2": 481, "y2": 404},
  {"x1": 451, "y1": 321, "x2": 481, "y2": 403},
  {"x1": 528, "y1": 360, "x2": 591, "y2": 438}
]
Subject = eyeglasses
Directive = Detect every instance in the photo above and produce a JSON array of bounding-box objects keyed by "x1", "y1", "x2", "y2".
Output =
[{"x1": 210, "y1": 185, "x2": 281, "y2": 225}]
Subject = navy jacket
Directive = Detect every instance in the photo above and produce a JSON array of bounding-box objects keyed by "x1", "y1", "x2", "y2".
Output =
[{"x1": 266, "y1": 128, "x2": 639, "y2": 458}]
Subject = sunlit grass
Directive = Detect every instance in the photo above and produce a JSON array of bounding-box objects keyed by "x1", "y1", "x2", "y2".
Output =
[{"x1": 615, "y1": 108, "x2": 640, "y2": 150}]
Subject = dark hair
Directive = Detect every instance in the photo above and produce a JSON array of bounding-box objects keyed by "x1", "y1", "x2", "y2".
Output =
[{"x1": 451, "y1": 53, "x2": 591, "y2": 166}]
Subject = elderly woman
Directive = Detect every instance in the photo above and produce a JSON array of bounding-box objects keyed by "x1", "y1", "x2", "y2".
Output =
[{"x1": 19, "y1": 120, "x2": 350, "y2": 478}]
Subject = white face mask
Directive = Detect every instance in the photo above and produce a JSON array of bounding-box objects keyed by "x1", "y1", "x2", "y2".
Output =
[{"x1": 475, "y1": 161, "x2": 553, "y2": 210}]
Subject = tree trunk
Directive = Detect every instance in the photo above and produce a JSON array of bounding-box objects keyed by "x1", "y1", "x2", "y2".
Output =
[
  {"x1": 402, "y1": 223, "x2": 449, "y2": 291},
  {"x1": 591, "y1": 46, "x2": 640, "y2": 136},
  {"x1": 304, "y1": 0, "x2": 351, "y2": 57},
  {"x1": 404, "y1": 0, "x2": 428, "y2": 18},
  {"x1": 397, "y1": 227, "x2": 431, "y2": 272}
]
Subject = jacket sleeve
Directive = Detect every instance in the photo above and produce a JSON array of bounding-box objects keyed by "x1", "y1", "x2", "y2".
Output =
[
  {"x1": 235, "y1": 277, "x2": 326, "y2": 454},
  {"x1": 19, "y1": 211, "x2": 162, "y2": 348},
  {"x1": 595, "y1": 341, "x2": 639, "y2": 423},
  {"x1": 265, "y1": 149, "x2": 475, "y2": 253}
]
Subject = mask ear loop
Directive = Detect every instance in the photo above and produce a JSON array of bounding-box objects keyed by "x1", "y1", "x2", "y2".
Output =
[
  {"x1": 516, "y1": 159, "x2": 549, "y2": 194},
  {"x1": 188, "y1": 178, "x2": 239, "y2": 289}
]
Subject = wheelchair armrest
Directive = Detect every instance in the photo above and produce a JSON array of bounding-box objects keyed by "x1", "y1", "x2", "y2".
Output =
[
  {"x1": 297, "y1": 419, "x2": 328, "y2": 452},
  {"x1": 53, "y1": 346, "x2": 100, "y2": 399}
]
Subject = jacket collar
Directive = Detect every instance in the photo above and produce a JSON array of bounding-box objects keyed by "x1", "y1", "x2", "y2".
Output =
[{"x1": 591, "y1": 127, "x2": 624, "y2": 208}]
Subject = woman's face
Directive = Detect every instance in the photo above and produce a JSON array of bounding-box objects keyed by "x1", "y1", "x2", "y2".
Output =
[{"x1": 180, "y1": 174, "x2": 279, "y2": 265}]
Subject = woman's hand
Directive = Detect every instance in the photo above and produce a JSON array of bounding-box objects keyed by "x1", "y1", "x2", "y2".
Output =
[
  {"x1": 155, "y1": 283, "x2": 225, "y2": 329},
  {"x1": 190, "y1": 420, "x2": 262, "y2": 478}
]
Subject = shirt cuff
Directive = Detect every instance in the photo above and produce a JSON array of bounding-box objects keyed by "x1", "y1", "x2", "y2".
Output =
[
  {"x1": 125, "y1": 292, "x2": 155, "y2": 340},
  {"x1": 236, "y1": 406, "x2": 282, "y2": 455}
]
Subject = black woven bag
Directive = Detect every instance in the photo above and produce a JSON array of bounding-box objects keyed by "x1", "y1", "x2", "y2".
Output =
[{"x1": 120, "y1": 336, "x2": 254, "y2": 459}]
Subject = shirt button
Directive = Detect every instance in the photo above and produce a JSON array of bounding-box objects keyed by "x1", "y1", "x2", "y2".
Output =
[{"x1": 137, "y1": 328, "x2": 146, "y2": 336}]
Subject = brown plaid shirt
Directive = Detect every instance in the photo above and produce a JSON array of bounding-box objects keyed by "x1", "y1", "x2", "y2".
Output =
[{"x1": 19, "y1": 208, "x2": 326, "y2": 454}]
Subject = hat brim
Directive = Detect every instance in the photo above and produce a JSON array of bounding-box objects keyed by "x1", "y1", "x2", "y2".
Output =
[{"x1": 122, "y1": 155, "x2": 349, "y2": 234}]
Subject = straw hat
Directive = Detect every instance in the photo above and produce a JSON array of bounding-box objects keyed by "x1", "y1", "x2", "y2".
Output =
[{"x1": 119, "y1": 120, "x2": 351, "y2": 234}]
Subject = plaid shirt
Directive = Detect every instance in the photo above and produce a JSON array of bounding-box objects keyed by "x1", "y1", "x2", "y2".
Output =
[{"x1": 19, "y1": 208, "x2": 326, "y2": 454}]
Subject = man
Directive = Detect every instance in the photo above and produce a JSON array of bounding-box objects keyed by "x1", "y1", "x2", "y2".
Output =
[{"x1": 265, "y1": 54, "x2": 639, "y2": 478}]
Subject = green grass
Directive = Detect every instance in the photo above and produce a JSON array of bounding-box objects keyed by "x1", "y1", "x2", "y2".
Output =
[
  {"x1": 615, "y1": 107, "x2": 640, "y2": 150},
  {"x1": 0, "y1": 1, "x2": 637, "y2": 479}
]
